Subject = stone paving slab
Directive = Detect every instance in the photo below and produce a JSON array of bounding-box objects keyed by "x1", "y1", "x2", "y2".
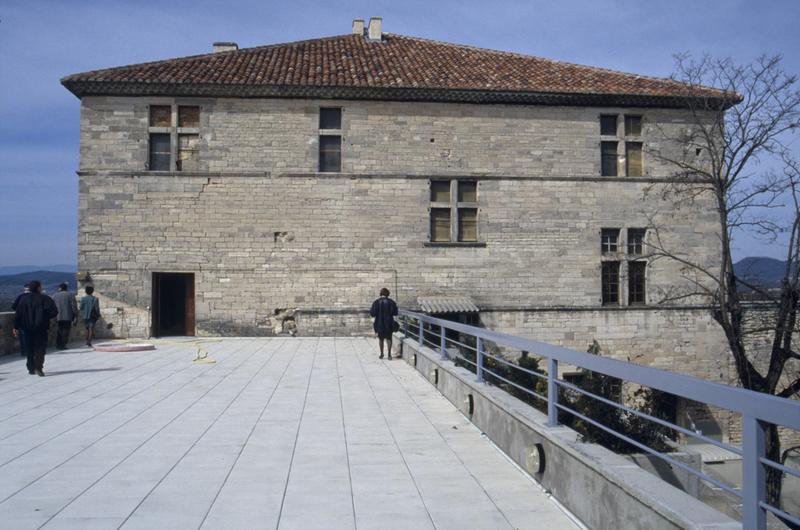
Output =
[{"x1": 0, "y1": 338, "x2": 579, "y2": 530}]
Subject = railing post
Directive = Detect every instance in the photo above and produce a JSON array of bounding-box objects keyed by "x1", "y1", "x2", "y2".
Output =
[
  {"x1": 476, "y1": 337, "x2": 484, "y2": 383},
  {"x1": 402, "y1": 317, "x2": 408, "y2": 338},
  {"x1": 547, "y1": 357, "x2": 558, "y2": 427},
  {"x1": 418, "y1": 317, "x2": 424, "y2": 347},
  {"x1": 440, "y1": 324, "x2": 447, "y2": 359},
  {"x1": 742, "y1": 415, "x2": 767, "y2": 530}
]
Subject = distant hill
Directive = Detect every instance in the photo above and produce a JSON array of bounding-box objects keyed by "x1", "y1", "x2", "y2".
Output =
[
  {"x1": 734, "y1": 257, "x2": 790, "y2": 289},
  {"x1": 0, "y1": 270, "x2": 77, "y2": 311},
  {"x1": 0, "y1": 264, "x2": 75, "y2": 275}
]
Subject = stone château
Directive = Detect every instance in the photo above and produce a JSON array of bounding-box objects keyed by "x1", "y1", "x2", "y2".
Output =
[{"x1": 62, "y1": 18, "x2": 733, "y2": 437}]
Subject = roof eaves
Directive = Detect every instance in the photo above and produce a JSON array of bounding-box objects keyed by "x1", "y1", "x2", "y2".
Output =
[{"x1": 60, "y1": 80, "x2": 735, "y2": 109}]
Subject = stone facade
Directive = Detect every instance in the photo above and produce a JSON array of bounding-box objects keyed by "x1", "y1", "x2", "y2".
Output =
[
  {"x1": 77, "y1": 97, "x2": 721, "y2": 331},
  {"x1": 75, "y1": 95, "x2": 736, "y2": 432}
]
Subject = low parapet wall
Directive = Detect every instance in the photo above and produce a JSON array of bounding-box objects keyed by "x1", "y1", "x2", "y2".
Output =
[
  {"x1": 396, "y1": 334, "x2": 739, "y2": 530},
  {"x1": 0, "y1": 312, "x2": 16, "y2": 355},
  {"x1": 0, "y1": 312, "x2": 87, "y2": 356}
]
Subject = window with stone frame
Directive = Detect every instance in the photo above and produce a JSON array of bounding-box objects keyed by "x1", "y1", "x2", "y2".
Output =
[
  {"x1": 148, "y1": 133, "x2": 171, "y2": 171},
  {"x1": 628, "y1": 261, "x2": 647, "y2": 305},
  {"x1": 429, "y1": 180, "x2": 478, "y2": 243},
  {"x1": 601, "y1": 261, "x2": 620, "y2": 305},
  {"x1": 600, "y1": 114, "x2": 645, "y2": 177},
  {"x1": 319, "y1": 107, "x2": 342, "y2": 172},
  {"x1": 601, "y1": 228, "x2": 620, "y2": 254},
  {"x1": 627, "y1": 228, "x2": 646, "y2": 255},
  {"x1": 147, "y1": 104, "x2": 201, "y2": 171}
]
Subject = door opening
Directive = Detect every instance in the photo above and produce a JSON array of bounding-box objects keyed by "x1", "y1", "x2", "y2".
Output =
[{"x1": 152, "y1": 272, "x2": 195, "y2": 337}]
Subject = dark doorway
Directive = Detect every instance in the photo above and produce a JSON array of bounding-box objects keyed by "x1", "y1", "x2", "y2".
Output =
[{"x1": 152, "y1": 272, "x2": 195, "y2": 337}]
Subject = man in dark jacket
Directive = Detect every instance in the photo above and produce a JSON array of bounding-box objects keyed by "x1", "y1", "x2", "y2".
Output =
[
  {"x1": 370, "y1": 287, "x2": 398, "y2": 360},
  {"x1": 13, "y1": 280, "x2": 58, "y2": 376}
]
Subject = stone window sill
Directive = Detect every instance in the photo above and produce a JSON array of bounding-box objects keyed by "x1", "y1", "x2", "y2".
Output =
[{"x1": 423, "y1": 242, "x2": 487, "y2": 248}]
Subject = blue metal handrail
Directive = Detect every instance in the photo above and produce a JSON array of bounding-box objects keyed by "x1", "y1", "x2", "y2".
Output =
[{"x1": 398, "y1": 309, "x2": 800, "y2": 530}]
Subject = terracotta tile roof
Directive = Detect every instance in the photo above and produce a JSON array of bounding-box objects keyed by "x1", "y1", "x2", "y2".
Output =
[{"x1": 62, "y1": 33, "x2": 732, "y2": 107}]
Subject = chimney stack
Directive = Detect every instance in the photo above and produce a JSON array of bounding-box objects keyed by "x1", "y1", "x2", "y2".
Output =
[
  {"x1": 352, "y1": 19, "x2": 365, "y2": 35},
  {"x1": 212, "y1": 42, "x2": 238, "y2": 53},
  {"x1": 367, "y1": 17, "x2": 382, "y2": 41}
]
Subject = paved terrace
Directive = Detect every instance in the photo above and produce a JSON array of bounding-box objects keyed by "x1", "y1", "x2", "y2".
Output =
[{"x1": 0, "y1": 338, "x2": 579, "y2": 530}]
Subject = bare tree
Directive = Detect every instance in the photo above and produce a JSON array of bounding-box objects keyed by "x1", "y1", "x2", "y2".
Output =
[{"x1": 644, "y1": 54, "x2": 800, "y2": 518}]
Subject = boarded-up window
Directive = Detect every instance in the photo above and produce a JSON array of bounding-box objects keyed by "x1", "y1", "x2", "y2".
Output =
[
  {"x1": 628, "y1": 228, "x2": 646, "y2": 255},
  {"x1": 458, "y1": 181, "x2": 477, "y2": 203},
  {"x1": 601, "y1": 228, "x2": 620, "y2": 254},
  {"x1": 600, "y1": 115, "x2": 618, "y2": 136},
  {"x1": 602, "y1": 261, "x2": 620, "y2": 305},
  {"x1": 149, "y1": 133, "x2": 171, "y2": 171},
  {"x1": 319, "y1": 108, "x2": 342, "y2": 130},
  {"x1": 178, "y1": 106, "x2": 200, "y2": 128},
  {"x1": 147, "y1": 104, "x2": 202, "y2": 171},
  {"x1": 629, "y1": 261, "x2": 646, "y2": 305},
  {"x1": 625, "y1": 115, "x2": 642, "y2": 137},
  {"x1": 458, "y1": 208, "x2": 477, "y2": 242},
  {"x1": 601, "y1": 141, "x2": 618, "y2": 176},
  {"x1": 430, "y1": 181, "x2": 450, "y2": 203},
  {"x1": 149, "y1": 106, "x2": 171, "y2": 127},
  {"x1": 430, "y1": 208, "x2": 451, "y2": 242},
  {"x1": 177, "y1": 134, "x2": 200, "y2": 171},
  {"x1": 627, "y1": 142, "x2": 643, "y2": 176},
  {"x1": 319, "y1": 135, "x2": 341, "y2": 172}
]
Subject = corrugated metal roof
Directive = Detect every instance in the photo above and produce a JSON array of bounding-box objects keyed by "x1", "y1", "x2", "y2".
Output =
[{"x1": 417, "y1": 296, "x2": 479, "y2": 314}]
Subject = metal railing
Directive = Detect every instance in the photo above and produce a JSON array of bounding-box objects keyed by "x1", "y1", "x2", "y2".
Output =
[{"x1": 398, "y1": 310, "x2": 800, "y2": 530}]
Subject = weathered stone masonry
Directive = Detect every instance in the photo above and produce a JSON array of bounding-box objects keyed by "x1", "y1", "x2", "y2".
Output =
[{"x1": 78, "y1": 96, "x2": 729, "y2": 390}]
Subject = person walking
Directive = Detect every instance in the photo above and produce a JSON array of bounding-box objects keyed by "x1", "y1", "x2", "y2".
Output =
[
  {"x1": 370, "y1": 287, "x2": 398, "y2": 360},
  {"x1": 52, "y1": 283, "x2": 78, "y2": 349},
  {"x1": 79, "y1": 286, "x2": 100, "y2": 347},
  {"x1": 11, "y1": 283, "x2": 31, "y2": 357},
  {"x1": 12, "y1": 280, "x2": 58, "y2": 376}
]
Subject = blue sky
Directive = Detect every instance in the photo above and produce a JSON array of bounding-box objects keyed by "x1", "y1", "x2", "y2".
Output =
[{"x1": 1, "y1": 0, "x2": 798, "y2": 267}]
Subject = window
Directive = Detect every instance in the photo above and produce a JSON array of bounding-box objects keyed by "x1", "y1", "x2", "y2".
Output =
[
  {"x1": 458, "y1": 209, "x2": 478, "y2": 242},
  {"x1": 626, "y1": 142, "x2": 643, "y2": 177},
  {"x1": 147, "y1": 104, "x2": 201, "y2": 171},
  {"x1": 178, "y1": 106, "x2": 200, "y2": 128},
  {"x1": 600, "y1": 114, "x2": 644, "y2": 176},
  {"x1": 600, "y1": 115, "x2": 618, "y2": 136},
  {"x1": 148, "y1": 133, "x2": 171, "y2": 171},
  {"x1": 319, "y1": 108, "x2": 342, "y2": 129},
  {"x1": 628, "y1": 261, "x2": 646, "y2": 305},
  {"x1": 625, "y1": 115, "x2": 642, "y2": 137},
  {"x1": 319, "y1": 135, "x2": 341, "y2": 172},
  {"x1": 149, "y1": 105, "x2": 171, "y2": 127},
  {"x1": 601, "y1": 228, "x2": 620, "y2": 254},
  {"x1": 430, "y1": 208, "x2": 451, "y2": 242},
  {"x1": 458, "y1": 181, "x2": 477, "y2": 202},
  {"x1": 429, "y1": 180, "x2": 479, "y2": 243},
  {"x1": 318, "y1": 108, "x2": 342, "y2": 172},
  {"x1": 601, "y1": 141, "x2": 618, "y2": 176},
  {"x1": 602, "y1": 261, "x2": 620, "y2": 305},
  {"x1": 177, "y1": 134, "x2": 200, "y2": 171},
  {"x1": 431, "y1": 180, "x2": 450, "y2": 202},
  {"x1": 628, "y1": 228, "x2": 646, "y2": 255}
]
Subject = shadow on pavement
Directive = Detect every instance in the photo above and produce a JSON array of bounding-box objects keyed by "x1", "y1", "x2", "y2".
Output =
[{"x1": 45, "y1": 367, "x2": 122, "y2": 376}]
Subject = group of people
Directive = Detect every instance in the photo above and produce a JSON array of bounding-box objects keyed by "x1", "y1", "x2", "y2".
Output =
[
  {"x1": 12, "y1": 282, "x2": 101, "y2": 376},
  {"x1": 12, "y1": 283, "x2": 396, "y2": 375}
]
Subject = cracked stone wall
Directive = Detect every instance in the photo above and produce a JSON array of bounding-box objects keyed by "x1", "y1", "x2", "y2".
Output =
[{"x1": 76, "y1": 96, "x2": 730, "y2": 387}]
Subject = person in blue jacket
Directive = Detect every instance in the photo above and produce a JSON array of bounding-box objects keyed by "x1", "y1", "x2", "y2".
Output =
[{"x1": 370, "y1": 287, "x2": 398, "y2": 360}]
